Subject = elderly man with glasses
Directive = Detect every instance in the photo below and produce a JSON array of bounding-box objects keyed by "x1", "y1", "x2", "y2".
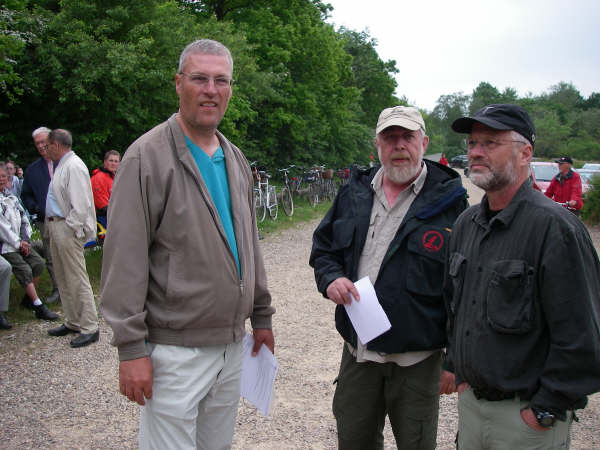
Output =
[
  {"x1": 20, "y1": 127, "x2": 60, "y2": 304},
  {"x1": 100, "y1": 39, "x2": 274, "y2": 449},
  {"x1": 310, "y1": 106, "x2": 468, "y2": 449}
]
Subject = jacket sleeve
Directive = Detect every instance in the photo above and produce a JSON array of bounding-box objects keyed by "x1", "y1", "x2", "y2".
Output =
[
  {"x1": 62, "y1": 162, "x2": 95, "y2": 239},
  {"x1": 570, "y1": 174, "x2": 583, "y2": 210},
  {"x1": 248, "y1": 167, "x2": 274, "y2": 330},
  {"x1": 544, "y1": 179, "x2": 556, "y2": 200},
  {"x1": 0, "y1": 209, "x2": 21, "y2": 249},
  {"x1": 530, "y1": 221, "x2": 600, "y2": 414},
  {"x1": 309, "y1": 192, "x2": 348, "y2": 297},
  {"x1": 99, "y1": 152, "x2": 151, "y2": 361},
  {"x1": 20, "y1": 175, "x2": 38, "y2": 216}
]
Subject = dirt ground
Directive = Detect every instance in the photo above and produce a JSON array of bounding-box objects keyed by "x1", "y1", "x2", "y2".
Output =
[{"x1": 0, "y1": 174, "x2": 598, "y2": 449}]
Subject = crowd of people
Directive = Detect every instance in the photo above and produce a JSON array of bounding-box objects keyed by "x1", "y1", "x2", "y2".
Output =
[
  {"x1": 1, "y1": 37, "x2": 599, "y2": 450},
  {"x1": 0, "y1": 127, "x2": 120, "y2": 349}
]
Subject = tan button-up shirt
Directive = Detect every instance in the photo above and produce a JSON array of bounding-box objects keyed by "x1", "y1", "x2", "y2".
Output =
[{"x1": 348, "y1": 164, "x2": 436, "y2": 366}]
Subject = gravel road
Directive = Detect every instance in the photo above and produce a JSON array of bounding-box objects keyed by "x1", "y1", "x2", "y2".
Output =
[{"x1": 0, "y1": 174, "x2": 598, "y2": 449}]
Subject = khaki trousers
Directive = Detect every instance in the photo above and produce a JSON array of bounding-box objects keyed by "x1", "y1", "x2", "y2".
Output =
[
  {"x1": 47, "y1": 219, "x2": 98, "y2": 333},
  {"x1": 139, "y1": 341, "x2": 243, "y2": 450},
  {"x1": 458, "y1": 386, "x2": 573, "y2": 450}
]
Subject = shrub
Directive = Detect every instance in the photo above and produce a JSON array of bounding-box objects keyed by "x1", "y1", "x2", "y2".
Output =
[{"x1": 582, "y1": 174, "x2": 600, "y2": 224}]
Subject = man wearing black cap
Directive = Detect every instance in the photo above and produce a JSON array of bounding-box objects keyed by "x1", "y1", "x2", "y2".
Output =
[
  {"x1": 311, "y1": 106, "x2": 468, "y2": 449},
  {"x1": 443, "y1": 104, "x2": 600, "y2": 449},
  {"x1": 544, "y1": 155, "x2": 583, "y2": 215}
]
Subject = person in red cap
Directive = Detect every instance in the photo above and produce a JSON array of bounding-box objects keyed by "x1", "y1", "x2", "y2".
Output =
[{"x1": 544, "y1": 156, "x2": 583, "y2": 215}]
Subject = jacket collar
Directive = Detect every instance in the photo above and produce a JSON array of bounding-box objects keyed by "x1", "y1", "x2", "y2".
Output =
[{"x1": 474, "y1": 180, "x2": 533, "y2": 229}]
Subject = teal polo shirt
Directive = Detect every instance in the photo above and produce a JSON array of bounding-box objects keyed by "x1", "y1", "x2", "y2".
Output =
[{"x1": 185, "y1": 136, "x2": 241, "y2": 276}]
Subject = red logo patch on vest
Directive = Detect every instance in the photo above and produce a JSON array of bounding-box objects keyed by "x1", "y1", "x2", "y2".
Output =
[{"x1": 422, "y1": 230, "x2": 443, "y2": 253}]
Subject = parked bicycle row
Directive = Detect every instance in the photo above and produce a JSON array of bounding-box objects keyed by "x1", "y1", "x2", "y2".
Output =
[{"x1": 249, "y1": 162, "x2": 357, "y2": 222}]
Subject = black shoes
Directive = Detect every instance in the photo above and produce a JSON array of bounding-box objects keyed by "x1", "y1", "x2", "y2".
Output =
[
  {"x1": 0, "y1": 312, "x2": 11, "y2": 329},
  {"x1": 70, "y1": 330, "x2": 99, "y2": 348},
  {"x1": 34, "y1": 303, "x2": 59, "y2": 321},
  {"x1": 48, "y1": 324, "x2": 80, "y2": 336},
  {"x1": 46, "y1": 290, "x2": 60, "y2": 304}
]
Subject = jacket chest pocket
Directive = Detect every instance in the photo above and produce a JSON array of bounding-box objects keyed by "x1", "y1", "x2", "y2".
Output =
[
  {"x1": 447, "y1": 252, "x2": 467, "y2": 313},
  {"x1": 406, "y1": 227, "x2": 449, "y2": 298},
  {"x1": 486, "y1": 259, "x2": 536, "y2": 334}
]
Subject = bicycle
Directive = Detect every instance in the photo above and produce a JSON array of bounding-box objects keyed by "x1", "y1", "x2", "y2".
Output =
[
  {"x1": 250, "y1": 161, "x2": 278, "y2": 222},
  {"x1": 278, "y1": 166, "x2": 295, "y2": 216}
]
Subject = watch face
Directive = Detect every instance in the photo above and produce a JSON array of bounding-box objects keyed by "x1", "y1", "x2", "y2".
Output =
[{"x1": 535, "y1": 411, "x2": 555, "y2": 427}]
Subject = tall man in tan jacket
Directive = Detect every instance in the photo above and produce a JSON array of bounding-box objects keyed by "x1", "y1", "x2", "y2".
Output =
[
  {"x1": 100, "y1": 39, "x2": 275, "y2": 449},
  {"x1": 46, "y1": 129, "x2": 99, "y2": 348}
]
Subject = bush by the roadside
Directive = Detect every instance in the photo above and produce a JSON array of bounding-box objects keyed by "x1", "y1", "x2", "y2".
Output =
[{"x1": 582, "y1": 175, "x2": 600, "y2": 224}]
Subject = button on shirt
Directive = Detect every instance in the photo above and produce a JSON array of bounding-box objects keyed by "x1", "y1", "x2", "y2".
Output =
[{"x1": 349, "y1": 163, "x2": 436, "y2": 366}]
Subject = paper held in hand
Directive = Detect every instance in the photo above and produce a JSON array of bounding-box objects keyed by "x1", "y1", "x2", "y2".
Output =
[
  {"x1": 343, "y1": 276, "x2": 391, "y2": 344},
  {"x1": 241, "y1": 333, "x2": 278, "y2": 417}
]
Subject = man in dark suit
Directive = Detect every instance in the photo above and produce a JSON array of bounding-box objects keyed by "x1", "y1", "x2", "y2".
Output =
[{"x1": 21, "y1": 127, "x2": 59, "y2": 304}]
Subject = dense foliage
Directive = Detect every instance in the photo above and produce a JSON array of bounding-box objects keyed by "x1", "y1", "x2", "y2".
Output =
[
  {"x1": 426, "y1": 81, "x2": 600, "y2": 162},
  {"x1": 1, "y1": 1, "x2": 598, "y2": 172},
  {"x1": 582, "y1": 175, "x2": 600, "y2": 224}
]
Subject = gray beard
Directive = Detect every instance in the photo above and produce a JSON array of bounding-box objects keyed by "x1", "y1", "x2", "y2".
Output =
[
  {"x1": 384, "y1": 158, "x2": 422, "y2": 185},
  {"x1": 469, "y1": 159, "x2": 517, "y2": 192}
]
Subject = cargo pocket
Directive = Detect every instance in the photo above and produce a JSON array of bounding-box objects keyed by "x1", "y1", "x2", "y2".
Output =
[{"x1": 486, "y1": 260, "x2": 535, "y2": 334}]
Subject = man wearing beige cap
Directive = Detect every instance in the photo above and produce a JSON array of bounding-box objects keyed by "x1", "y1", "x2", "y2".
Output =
[{"x1": 310, "y1": 106, "x2": 468, "y2": 448}]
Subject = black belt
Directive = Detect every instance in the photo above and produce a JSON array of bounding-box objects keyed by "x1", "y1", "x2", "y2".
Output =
[
  {"x1": 472, "y1": 387, "x2": 515, "y2": 401},
  {"x1": 47, "y1": 217, "x2": 64, "y2": 222}
]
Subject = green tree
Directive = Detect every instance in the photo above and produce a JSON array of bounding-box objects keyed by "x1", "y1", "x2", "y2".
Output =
[
  {"x1": 428, "y1": 92, "x2": 470, "y2": 157},
  {"x1": 469, "y1": 82, "x2": 502, "y2": 114},
  {"x1": 2, "y1": 0, "x2": 255, "y2": 168},
  {"x1": 338, "y1": 27, "x2": 399, "y2": 127}
]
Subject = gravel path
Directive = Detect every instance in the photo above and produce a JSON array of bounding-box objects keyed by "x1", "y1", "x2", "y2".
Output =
[{"x1": 1, "y1": 175, "x2": 598, "y2": 449}]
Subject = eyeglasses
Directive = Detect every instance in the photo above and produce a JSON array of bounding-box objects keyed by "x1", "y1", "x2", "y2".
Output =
[
  {"x1": 467, "y1": 139, "x2": 528, "y2": 151},
  {"x1": 179, "y1": 73, "x2": 234, "y2": 88}
]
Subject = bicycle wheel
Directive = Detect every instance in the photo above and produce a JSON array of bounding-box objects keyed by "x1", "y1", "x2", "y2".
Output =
[
  {"x1": 268, "y1": 185, "x2": 278, "y2": 220},
  {"x1": 309, "y1": 183, "x2": 319, "y2": 207},
  {"x1": 281, "y1": 186, "x2": 294, "y2": 216},
  {"x1": 254, "y1": 189, "x2": 266, "y2": 223}
]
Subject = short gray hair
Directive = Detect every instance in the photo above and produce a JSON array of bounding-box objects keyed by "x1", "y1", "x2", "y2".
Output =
[
  {"x1": 177, "y1": 39, "x2": 233, "y2": 74},
  {"x1": 32, "y1": 127, "x2": 51, "y2": 138},
  {"x1": 48, "y1": 129, "x2": 73, "y2": 148},
  {"x1": 104, "y1": 149, "x2": 120, "y2": 160}
]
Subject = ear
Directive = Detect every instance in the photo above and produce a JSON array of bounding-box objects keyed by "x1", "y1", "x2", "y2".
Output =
[
  {"x1": 174, "y1": 73, "x2": 182, "y2": 96},
  {"x1": 519, "y1": 142, "x2": 533, "y2": 165},
  {"x1": 421, "y1": 135, "x2": 430, "y2": 154}
]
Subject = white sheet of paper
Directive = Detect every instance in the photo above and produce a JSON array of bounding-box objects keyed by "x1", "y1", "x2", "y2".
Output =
[
  {"x1": 344, "y1": 276, "x2": 391, "y2": 345},
  {"x1": 241, "y1": 333, "x2": 278, "y2": 417}
]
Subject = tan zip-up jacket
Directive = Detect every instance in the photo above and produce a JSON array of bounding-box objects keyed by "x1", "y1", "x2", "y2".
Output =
[{"x1": 100, "y1": 114, "x2": 274, "y2": 361}]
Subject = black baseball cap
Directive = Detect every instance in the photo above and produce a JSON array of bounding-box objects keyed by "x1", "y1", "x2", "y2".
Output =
[
  {"x1": 555, "y1": 156, "x2": 573, "y2": 164},
  {"x1": 452, "y1": 104, "x2": 536, "y2": 147}
]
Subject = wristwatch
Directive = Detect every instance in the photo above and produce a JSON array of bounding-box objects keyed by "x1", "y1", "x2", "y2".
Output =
[{"x1": 531, "y1": 407, "x2": 556, "y2": 428}]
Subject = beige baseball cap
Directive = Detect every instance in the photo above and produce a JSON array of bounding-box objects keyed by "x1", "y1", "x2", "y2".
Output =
[{"x1": 376, "y1": 106, "x2": 426, "y2": 134}]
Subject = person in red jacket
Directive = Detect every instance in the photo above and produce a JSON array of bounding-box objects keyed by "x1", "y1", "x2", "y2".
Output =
[
  {"x1": 544, "y1": 156, "x2": 583, "y2": 215},
  {"x1": 90, "y1": 150, "x2": 120, "y2": 225},
  {"x1": 439, "y1": 153, "x2": 448, "y2": 166}
]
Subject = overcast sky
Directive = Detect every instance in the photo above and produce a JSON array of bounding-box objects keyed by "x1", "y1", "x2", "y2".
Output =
[{"x1": 326, "y1": 0, "x2": 599, "y2": 111}]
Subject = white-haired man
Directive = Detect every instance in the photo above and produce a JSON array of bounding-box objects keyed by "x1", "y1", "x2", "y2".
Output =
[
  {"x1": 21, "y1": 127, "x2": 60, "y2": 304},
  {"x1": 100, "y1": 39, "x2": 275, "y2": 449},
  {"x1": 310, "y1": 106, "x2": 468, "y2": 449}
]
